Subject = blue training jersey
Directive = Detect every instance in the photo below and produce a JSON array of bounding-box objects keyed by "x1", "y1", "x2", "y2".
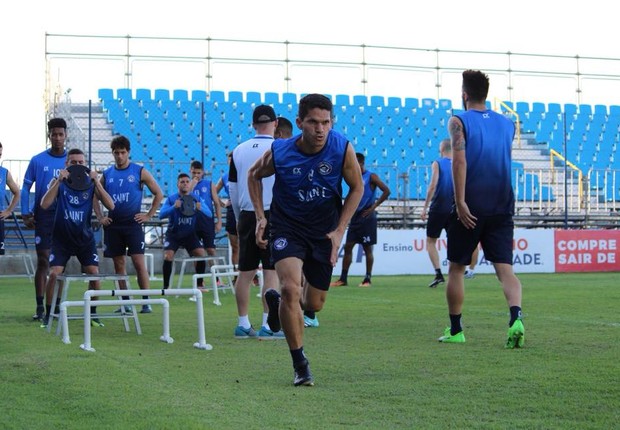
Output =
[
  {"x1": 160, "y1": 192, "x2": 201, "y2": 238},
  {"x1": 456, "y1": 109, "x2": 516, "y2": 216},
  {"x1": 102, "y1": 162, "x2": 144, "y2": 225},
  {"x1": 429, "y1": 157, "x2": 454, "y2": 213},
  {"x1": 53, "y1": 182, "x2": 95, "y2": 247},
  {"x1": 0, "y1": 166, "x2": 7, "y2": 211},
  {"x1": 221, "y1": 173, "x2": 230, "y2": 198},
  {"x1": 357, "y1": 170, "x2": 376, "y2": 211},
  {"x1": 270, "y1": 130, "x2": 348, "y2": 236},
  {"x1": 21, "y1": 149, "x2": 67, "y2": 216},
  {"x1": 193, "y1": 178, "x2": 215, "y2": 217}
]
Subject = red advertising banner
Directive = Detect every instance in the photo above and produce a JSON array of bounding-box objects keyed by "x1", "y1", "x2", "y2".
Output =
[{"x1": 555, "y1": 230, "x2": 620, "y2": 272}]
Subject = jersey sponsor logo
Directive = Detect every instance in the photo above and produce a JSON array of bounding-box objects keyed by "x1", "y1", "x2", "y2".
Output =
[
  {"x1": 113, "y1": 192, "x2": 131, "y2": 203},
  {"x1": 273, "y1": 237, "x2": 288, "y2": 250},
  {"x1": 297, "y1": 186, "x2": 329, "y2": 202},
  {"x1": 293, "y1": 167, "x2": 302, "y2": 175}
]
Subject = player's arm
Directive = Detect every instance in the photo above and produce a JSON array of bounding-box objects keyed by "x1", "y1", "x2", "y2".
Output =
[
  {"x1": 0, "y1": 171, "x2": 20, "y2": 219},
  {"x1": 248, "y1": 148, "x2": 275, "y2": 249},
  {"x1": 40, "y1": 171, "x2": 67, "y2": 210},
  {"x1": 215, "y1": 177, "x2": 227, "y2": 207},
  {"x1": 93, "y1": 173, "x2": 112, "y2": 226},
  {"x1": 91, "y1": 170, "x2": 115, "y2": 211},
  {"x1": 228, "y1": 152, "x2": 241, "y2": 222},
  {"x1": 137, "y1": 168, "x2": 163, "y2": 223},
  {"x1": 20, "y1": 162, "x2": 36, "y2": 227},
  {"x1": 421, "y1": 161, "x2": 439, "y2": 221},
  {"x1": 327, "y1": 144, "x2": 363, "y2": 265},
  {"x1": 158, "y1": 196, "x2": 175, "y2": 219},
  {"x1": 449, "y1": 116, "x2": 476, "y2": 229},
  {"x1": 210, "y1": 182, "x2": 222, "y2": 232}
]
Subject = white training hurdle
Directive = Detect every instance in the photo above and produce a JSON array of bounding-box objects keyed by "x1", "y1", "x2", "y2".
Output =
[
  {"x1": 170, "y1": 256, "x2": 225, "y2": 289},
  {"x1": 59, "y1": 298, "x2": 170, "y2": 352},
  {"x1": 0, "y1": 252, "x2": 36, "y2": 280},
  {"x1": 144, "y1": 252, "x2": 161, "y2": 281},
  {"x1": 76, "y1": 288, "x2": 212, "y2": 352}
]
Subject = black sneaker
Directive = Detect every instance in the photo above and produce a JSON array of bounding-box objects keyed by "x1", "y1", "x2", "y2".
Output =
[
  {"x1": 428, "y1": 276, "x2": 445, "y2": 288},
  {"x1": 265, "y1": 289, "x2": 281, "y2": 333},
  {"x1": 140, "y1": 305, "x2": 152, "y2": 314},
  {"x1": 32, "y1": 306, "x2": 44, "y2": 321},
  {"x1": 39, "y1": 315, "x2": 49, "y2": 328},
  {"x1": 293, "y1": 359, "x2": 314, "y2": 387}
]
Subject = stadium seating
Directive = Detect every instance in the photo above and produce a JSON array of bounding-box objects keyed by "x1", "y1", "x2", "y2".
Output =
[{"x1": 98, "y1": 88, "x2": 620, "y2": 200}]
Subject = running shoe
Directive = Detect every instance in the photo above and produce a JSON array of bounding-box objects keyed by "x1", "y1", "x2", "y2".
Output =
[
  {"x1": 303, "y1": 315, "x2": 320, "y2": 328},
  {"x1": 234, "y1": 325, "x2": 258, "y2": 339},
  {"x1": 293, "y1": 359, "x2": 314, "y2": 387},
  {"x1": 428, "y1": 276, "x2": 445, "y2": 288},
  {"x1": 257, "y1": 326, "x2": 285, "y2": 340},
  {"x1": 505, "y1": 319, "x2": 525, "y2": 349},
  {"x1": 329, "y1": 279, "x2": 347, "y2": 287},
  {"x1": 438, "y1": 327, "x2": 465, "y2": 343}
]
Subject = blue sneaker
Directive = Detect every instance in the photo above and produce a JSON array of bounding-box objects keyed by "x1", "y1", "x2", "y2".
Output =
[
  {"x1": 258, "y1": 326, "x2": 285, "y2": 340},
  {"x1": 303, "y1": 315, "x2": 319, "y2": 328},
  {"x1": 234, "y1": 325, "x2": 258, "y2": 339}
]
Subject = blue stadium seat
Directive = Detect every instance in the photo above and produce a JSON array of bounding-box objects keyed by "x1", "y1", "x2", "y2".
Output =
[
  {"x1": 531, "y1": 102, "x2": 545, "y2": 113},
  {"x1": 609, "y1": 105, "x2": 620, "y2": 117},
  {"x1": 404, "y1": 98, "x2": 419, "y2": 109},
  {"x1": 246, "y1": 91, "x2": 262, "y2": 106},
  {"x1": 228, "y1": 91, "x2": 244, "y2": 104},
  {"x1": 282, "y1": 92, "x2": 297, "y2": 105},
  {"x1": 353, "y1": 95, "x2": 368, "y2": 106},
  {"x1": 579, "y1": 104, "x2": 593, "y2": 117},
  {"x1": 117, "y1": 88, "x2": 133, "y2": 101},
  {"x1": 387, "y1": 97, "x2": 402, "y2": 108},
  {"x1": 438, "y1": 99, "x2": 452, "y2": 110},
  {"x1": 191, "y1": 90, "x2": 207, "y2": 103},
  {"x1": 98, "y1": 88, "x2": 114, "y2": 101},
  {"x1": 154, "y1": 89, "x2": 170, "y2": 102},
  {"x1": 264, "y1": 92, "x2": 280, "y2": 105},
  {"x1": 515, "y1": 101, "x2": 529, "y2": 115},
  {"x1": 208, "y1": 91, "x2": 226, "y2": 103},
  {"x1": 370, "y1": 96, "x2": 385, "y2": 107},
  {"x1": 564, "y1": 103, "x2": 578, "y2": 118},
  {"x1": 421, "y1": 98, "x2": 436, "y2": 110},
  {"x1": 136, "y1": 88, "x2": 152, "y2": 101},
  {"x1": 173, "y1": 89, "x2": 189, "y2": 101}
]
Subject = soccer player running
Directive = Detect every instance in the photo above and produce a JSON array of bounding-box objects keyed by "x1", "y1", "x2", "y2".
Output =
[
  {"x1": 248, "y1": 94, "x2": 363, "y2": 386},
  {"x1": 330, "y1": 152, "x2": 391, "y2": 289},
  {"x1": 439, "y1": 69, "x2": 524, "y2": 348},
  {"x1": 94, "y1": 135, "x2": 163, "y2": 313},
  {"x1": 21, "y1": 118, "x2": 68, "y2": 321},
  {"x1": 39, "y1": 149, "x2": 115, "y2": 327}
]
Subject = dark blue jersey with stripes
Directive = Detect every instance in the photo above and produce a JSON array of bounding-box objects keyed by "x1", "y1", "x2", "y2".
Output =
[
  {"x1": 53, "y1": 182, "x2": 95, "y2": 247},
  {"x1": 270, "y1": 130, "x2": 348, "y2": 236},
  {"x1": 455, "y1": 109, "x2": 516, "y2": 216},
  {"x1": 429, "y1": 157, "x2": 454, "y2": 213},
  {"x1": 102, "y1": 162, "x2": 144, "y2": 225}
]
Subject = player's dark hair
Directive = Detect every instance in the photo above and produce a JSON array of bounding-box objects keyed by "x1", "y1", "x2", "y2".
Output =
[
  {"x1": 48, "y1": 117, "x2": 67, "y2": 131},
  {"x1": 190, "y1": 160, "x2": 203, "y2": 169},
  {"x1": 298, "y1": 94, "x2": 333, "y2": 121},
  {"x1": 68, "y1": 148, "x2": 84, "y2": 156},
  {"x1": 110, "y1": 135, "x2": 131, "y2": 151},
  {"x1": 178, "y1": 173, "x2": 190, "y2": 180},
  {"x1": 462, "y1": 70, "x2": 490, "y2": 102},
  {"x1": 276, "y1": 116, "x2": 293, "y2": 136},
  {"x1": 356, "y1": 152, "x2": 365, "y2": 163}
]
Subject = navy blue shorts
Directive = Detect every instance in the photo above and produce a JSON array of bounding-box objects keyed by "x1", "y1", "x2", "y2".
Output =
[
  {"x1": 196, "y1": 212, "x2": 216, "y2": 249},
  {"x1": 346, "y1": 211, "x2": 377, "y2": 245},
  {"x1": 50, "y1": 239, "x2": 99, "y2": 267},
  {"x1": 225, "y1": 207, "x2": 237, "y2": 235},
  {"x1": 447, "y1": 212, "x2": 514, "y2": 265},
  {"x1": 426, "y1": 211, "x2": 451, "y2": 238},
  {"x1": 270, "y1": 228, "x2": 334, "y2": 291},
  {"x1": 237, "y1": 210, "x2": 274, "y2": 271},
  {"x1": 103, "y1": 224, "x2": 145, "y2": 257},
  {"x1": 164, "y1": 233, "x2": 203, "y2": 254},
  {"x1": 34, "y1": 211, "x2": 55, "y2": 251}
]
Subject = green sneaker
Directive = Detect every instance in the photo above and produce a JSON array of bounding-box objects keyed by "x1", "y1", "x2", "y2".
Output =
[
  {"x1": 506, "y1": 319, "x2": 525, "y2": 349},
  {"x1": 438, "y1": 327, "x2": 465, "y2": 343},
  {"x1": 91, "y1": 318, "x2": 105, "y2": 327}
]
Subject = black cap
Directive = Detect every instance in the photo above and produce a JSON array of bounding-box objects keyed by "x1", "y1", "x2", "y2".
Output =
[{"x1": 252, "y1": 105, "x2": 277, "y2": 124}]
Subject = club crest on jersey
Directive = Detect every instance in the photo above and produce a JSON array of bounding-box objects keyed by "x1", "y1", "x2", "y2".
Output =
[
  {"x1": 273, "y1": 237, "x2": 288, "y2": 250},
  {"x1": 128, "y1": 175, "x2": 136, "y2": 183},
  {"x1": 82, "y1": 192, "x2": 90, "y2": 200},
  {"x1": 318, "y1": 161, "x2": 332, "y2": 175}
]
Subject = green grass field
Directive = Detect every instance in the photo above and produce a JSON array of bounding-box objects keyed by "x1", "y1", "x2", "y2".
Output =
[{"x1": 1, "y1": 273, "x2": 618, "y2": 429}]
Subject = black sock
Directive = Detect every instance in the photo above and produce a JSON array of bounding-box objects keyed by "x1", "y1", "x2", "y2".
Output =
[
  {"x1": 364, "y1": 273, "x2": 371, "y2": 281},
  {"x1": 142, "y1": 295, "x2": 148, "y2": 300},
  {"x1": 435, "y1": 268, "x2": 443, "y2": 278},
  {"x1": 449, "y1": 313, "x2": 462, "y2": 335},
  {"x1": 163, "y1": 260, "x2": 172, "y2": 289},
  {"x1": 45, "y1": 303, "x2": 52, "y2": 317},
  {"x1": 340, "y1": 269, "x2": 349, "y2": 283},
  {"x1": 122, "y1": 295, "x2": 130, "y2": 301},
  {"x1": 509, "y1": 306, "x2": 522, "y2": 326},
  {"x1": 91, "y1": 306, "x2": 97, "y2": 316},
  {"x1": 290, "y1": 347, "x2": 306, "y2": 366},
  {"x1": 36, "y1": 295, "x2": 44, "y2": 307},
  {"x1": 304, "y1": 310, "x2": 315, "y2": 319}
]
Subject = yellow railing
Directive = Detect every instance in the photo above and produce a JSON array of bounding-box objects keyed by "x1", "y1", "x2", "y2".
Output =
[
  {"x1": 494, "y1": 99, "x2": 521, "y2": 148},
  {"x1": 549, "y1": 148, "x2": 583, "y2": 207}
]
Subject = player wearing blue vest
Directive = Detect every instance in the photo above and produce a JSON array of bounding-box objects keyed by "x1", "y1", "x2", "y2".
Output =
[
  {"x1": 189, "y1": 160, "x2": 222, "y2": 288},
  {"x1": 21, "y1": 118, "x2": 68, "y2": 321},
  {"x1": 0, "y1": 142, "x2": 20, "y2": 255},
  {"x1": 249, "y1": 93, "x2": 364, "y2": 386},
  {"x1": 95, "y1": 135, "x2": 163, "y2": 314},
  {"x1": 330, "y1": 152, "x2": 391, "y2": 291},
  {"x1": 422, "y1": 139, "x2": 478, "y2": 288},
  {"x1": 439, "y1": 69, "x2": 524, "y2": 349},
  {"x1": 160, "y1": 173, "x2": 208, "y2": 290},
  {"x1": 39, "y1": 149, "x2": 115, "y2": 327}
]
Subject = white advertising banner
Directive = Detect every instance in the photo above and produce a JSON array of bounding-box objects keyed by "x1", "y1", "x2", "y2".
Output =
[{"x1": 333, "y1": 228, "x2": 556, "y2": 275}]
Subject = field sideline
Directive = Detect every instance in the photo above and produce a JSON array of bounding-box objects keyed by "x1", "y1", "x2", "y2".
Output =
[{"x1": 0, "y1": 273, "x2": 618, "y2": 429}]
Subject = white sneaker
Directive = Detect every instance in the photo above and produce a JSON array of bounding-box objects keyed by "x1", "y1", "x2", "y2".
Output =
[{"x1": 464, "y1": 269, "x2": 475, "y2": 279}]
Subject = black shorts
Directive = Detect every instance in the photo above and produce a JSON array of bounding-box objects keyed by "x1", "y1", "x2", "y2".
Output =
[
  {"x1": 237, "y1": 210, "x2": 274, "y2": 271},
  {"x1": 270, "y1": 228, "x2": 334, "y2": 291},
  {"x1": 346, "y1": 211, "x2": 377, "y2": 245},
  {"x1": 225, "y1": 207, "x2": 237, "y2": 235},
  {"x1": 426, "y1": 211, "x2": 451, "y2": 239},
  {"x1": 103, "y1": 224, "x2": 145, "y2": 257},
  {"x1": 0, "y1": 220, "x2": 5, "y2": 255},
  {"x1": 447, "y1": 212, "x2": 514, "y2": 265},
  {"x1": 164, "y1": 233, "x2": 203, "y2": 254},
  {"x1": 34, "y1": 211, "x2": 55, "y2": 251}
]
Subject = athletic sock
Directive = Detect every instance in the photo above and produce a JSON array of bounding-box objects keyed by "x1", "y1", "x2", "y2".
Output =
[
  {"x1": 290, "y1": 347, "x2": 306, "y2": 366},
  {"x1": 509, "y1": 306, "x2": 522, "y2": 326},
  {"x1": 449, "y1": 313, "x2": 462, "y2": 336},
  {"x1": 435, "y1": 268, "x2": 443, "y2": 278},
  {"x1": 304, "y1": 310, "x2": 316, "y2": 319},
  {"x1": 162, "y1": 260, "x2": 172, "y2": 289},
  {"x1": 340, "y1": 268, "x2": 349, "y2": 283},
  {"x1": 36, "y1": 295, "x2": 44, "y2": 307},
  {"x1": 238, "y1": 315, "x2": 251, "y2": 329}
]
